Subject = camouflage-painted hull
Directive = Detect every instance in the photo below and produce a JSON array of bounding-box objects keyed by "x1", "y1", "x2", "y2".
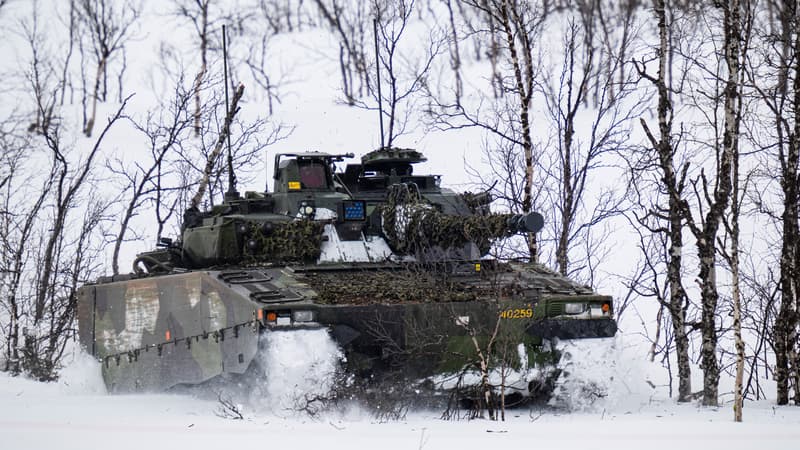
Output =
[{"x1": 77, "y1": 263, "x2": 616, "y2": 393}]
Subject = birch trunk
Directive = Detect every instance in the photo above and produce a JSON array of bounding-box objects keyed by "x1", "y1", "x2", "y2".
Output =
[
  {"x1": 643, "y1": 0, "x2": 692, "y2": 402},
  {"x1": 193, "y1": 2, "x2": 208, "y2": 136},
  {"x1": 84, "y1": 57, "x2": 106, "y2": 137},
  {"x1": 775, "y1": 0, "x2": 800, "y2": 405},
  {"x1": 499, "y1": 0, "x2": 537, "y2": 262},
  {"x1": 732, "y1": 115, "x2": 743, "y2": 422},
  {"x1": 696, "y1": 0, "x2": 742, "y2": 407},
  {"x1": 190, "y1": 84, "x2": 244, "y2": 210},
  {"x1": 789, "y1": 9, "x2": 800, "y2": 400}
]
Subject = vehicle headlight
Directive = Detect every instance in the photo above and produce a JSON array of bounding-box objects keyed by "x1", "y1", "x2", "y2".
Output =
[
  {"x1": 276, "y1": 316, "x2": 291, "y2": 326},
  {"x1": 564, "y1": 303, "x2": 585, "y2": 314},
  {"x1": 236, "y1": 222, "x2": 250, "y2": 235},
  {"x1": 292, "y1": 310, "x2": 315, "y2": 323},
  {"x1": 298, "y1": 201, "x2": 316, "y2": 218}
]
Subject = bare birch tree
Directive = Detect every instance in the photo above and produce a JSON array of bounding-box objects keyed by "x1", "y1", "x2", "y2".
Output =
[
  {"x1": 440, "y1": 0, "x2": 463, "y2": 106},
  {"x1": 632, "y1": 0, "x2": 693, "y2": 403},
  {"x1": 313, "y1": 0, "x2": 372, "y2": 104},
  {"x1": 78, "y1": 0, "x2": 139, "y2": 137},
  {"x1": 748, "y1": 0, "x2": 800, "y2": 405},
  {"x1": 677, "y1": 0, "x2": 749, "y2": 406},
  {"x1": 173, "y1": 0, "x2": 213, "y2": 136},
  {"x1": 175, "y1": 78, "x2": 290, "y2": 211},
  {"x1": 720, "y1": 145, "x2": 745, "y2": 421},
  {"x1": 540, "y1": 17, "x2": 639, "y2": 282},
  {"x1": 243, "y1": 32, "x2": 289, "y2": 116},
  {"x1": 701, "y1": 0, "x2": 746, "y2": 407},
  {"x1": 430, "y1": 0, "x2": 544, "y2": 262}
]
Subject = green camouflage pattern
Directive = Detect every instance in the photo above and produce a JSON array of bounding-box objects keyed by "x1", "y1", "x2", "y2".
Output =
[
  {"x1": 242, "y1": 220, "x2": 324, "y2": 263},
  {"x1": 380, "y1": 184, "x2": 536, "y2": 255},
  {"x1": 77, "y1": 150, "x2": 616, "y2": 393},
  {"x1": 77, "y1": 262, "x2": 615, "y2": 392},
  {"x1": 181, "y1": 217, "x2": 324, "y2": 267}
]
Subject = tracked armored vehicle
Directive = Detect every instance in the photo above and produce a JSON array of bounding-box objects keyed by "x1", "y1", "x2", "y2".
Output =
[{"x1": 77, "y1": 148, "x2": 616, "y2": 394}]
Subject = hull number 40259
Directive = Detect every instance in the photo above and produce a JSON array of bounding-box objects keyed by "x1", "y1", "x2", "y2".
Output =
[{"x1": 499, "y1": 308, "x2": 533, "y2": 319}]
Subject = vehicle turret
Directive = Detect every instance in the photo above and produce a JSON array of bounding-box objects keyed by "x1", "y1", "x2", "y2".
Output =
[{"x1": 134, "y1": 150, "x2": 544, "y2": 272}]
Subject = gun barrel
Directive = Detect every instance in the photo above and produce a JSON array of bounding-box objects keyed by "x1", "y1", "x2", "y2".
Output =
[{"x1": 507, "y1": 212, "x2": 544, "y2": 234}]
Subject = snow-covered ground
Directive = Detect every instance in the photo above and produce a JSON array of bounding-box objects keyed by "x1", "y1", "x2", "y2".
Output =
[
  {"x1": 2, "y1": 333, "x2": 799, "y2": 450},
  {"x1": 2, "y1": 361, "x2": 799, "y2": 450}
]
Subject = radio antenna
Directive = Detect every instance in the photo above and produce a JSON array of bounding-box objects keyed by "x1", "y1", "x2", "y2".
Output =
[
  {"x1": 223, "y1": 24, "x2": 238, "y2": 201},
  {"x1": 373, "y1": 19, "x2": 385, "y2": 149}
]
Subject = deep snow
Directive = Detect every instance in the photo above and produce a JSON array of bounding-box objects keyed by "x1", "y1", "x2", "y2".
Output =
[{"x1": 2, "y1": 334, "x2": 800, "y2": 450}]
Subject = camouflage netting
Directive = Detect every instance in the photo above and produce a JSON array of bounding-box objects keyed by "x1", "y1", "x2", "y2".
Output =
[
  {"x1": 381, "y1": 184, "x2": 514, "y2": 255},
  {"x1": 460, "y1": 190, "x2": 491, "y2": 214},
  {"x1": 242, "y1": 219, "x2": 324, "y2": 263},
  {"x1": 302, "y1": 269, "x2": 503, "y2": 305}
]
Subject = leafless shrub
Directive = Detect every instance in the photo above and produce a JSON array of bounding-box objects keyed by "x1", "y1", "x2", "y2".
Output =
[
  {"x1": 106, "y1": 79, "x2": 194, "y2": 274},
  {"x1": 362, "y1": 0, "x2": 444, "y2": 147},
  {"x1": 215, "y1": 392, "x2": 245, "y2": 420}
]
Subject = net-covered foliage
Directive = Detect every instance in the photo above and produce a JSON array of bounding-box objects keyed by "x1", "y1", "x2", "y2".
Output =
[{"x1": 242, "y1": 220, "x2": 325, "y2": 264}]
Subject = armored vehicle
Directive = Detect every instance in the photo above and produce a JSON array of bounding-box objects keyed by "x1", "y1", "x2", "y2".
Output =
[{"x1": 77, "y1": 148, "x2": 616, "y2": 395}]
